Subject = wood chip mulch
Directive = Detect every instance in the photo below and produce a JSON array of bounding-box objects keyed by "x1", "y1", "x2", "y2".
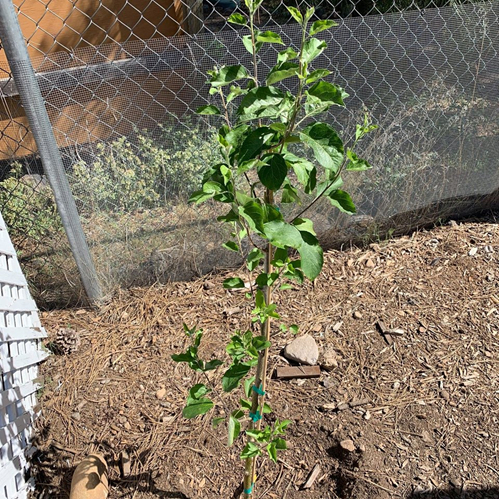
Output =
[{"x1": 32, "y1": 215, "x2": 499, "y2": 499}]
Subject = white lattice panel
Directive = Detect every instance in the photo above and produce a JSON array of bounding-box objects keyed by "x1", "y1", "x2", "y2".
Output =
[{"x1": 0, "y1": 213, "x2": 47, "y2": 499}]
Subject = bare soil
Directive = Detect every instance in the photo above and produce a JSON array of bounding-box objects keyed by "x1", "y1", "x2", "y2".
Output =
[{"x1": 32, "y1": 214, "x2": 499, "y2": 499}]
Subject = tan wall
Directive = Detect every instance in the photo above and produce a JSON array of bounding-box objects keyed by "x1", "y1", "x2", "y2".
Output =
[{"x1": 0, "y1": 0, "x2": 202, "y2": 160}]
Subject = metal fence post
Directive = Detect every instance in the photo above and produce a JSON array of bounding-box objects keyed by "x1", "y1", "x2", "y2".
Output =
[{"x1": 0, "y1": 0, "x2": 103, "y2": 304}]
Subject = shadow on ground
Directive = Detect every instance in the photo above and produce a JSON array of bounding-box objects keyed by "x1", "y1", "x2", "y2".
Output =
[{"x1": 409, "y1": 488, "x2": 499, "y2": 499}]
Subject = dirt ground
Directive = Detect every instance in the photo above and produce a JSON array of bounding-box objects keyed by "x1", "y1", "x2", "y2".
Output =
[{"x1": 32, "y1": 214, "x2": 499, "y2": 499}]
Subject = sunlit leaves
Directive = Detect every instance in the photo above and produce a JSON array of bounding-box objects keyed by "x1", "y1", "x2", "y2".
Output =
[
  {"x1": 228, "y1": 12, "x2": 247, "y2": 26},
  {"x1": 196, "y1": 105, "x2": 221, "y2": 115},
  {"x1": 208, "y1": 65, "x2": 249, "y2": 87},
  {"x1": 346, "y1": 149, "x2": 372, "y2": 171},
  {"x1": 301, "y1": 123, "x2": 344, "y2": 173},
  {"x1": 309, "y1": 19, "x2": 338, "y2": 36},
  {"x1": 237, "y1": 87, "x2": 293, "y2": 122},
  {"x1": 302, "y1": 38, "x2": 327, "y2": 64},
  {"x1": 183, "y1": 384, "x2": 213, "y2": 418},
  {"x1": 266, "y1": 62, "x2": 300, "y2": 85}
]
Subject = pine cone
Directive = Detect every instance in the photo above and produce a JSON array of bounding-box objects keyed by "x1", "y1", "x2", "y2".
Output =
[{"x1": 53, "y1": 328, "x2": 81, "y2": 355}]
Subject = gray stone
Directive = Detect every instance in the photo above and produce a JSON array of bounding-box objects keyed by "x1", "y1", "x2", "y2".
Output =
[
  {"x1": 283, "y1": 334, "x2": 319, "y2": 366},
  {"x1": 321, "y1": 348, "x2": 338, "y2": 371}
]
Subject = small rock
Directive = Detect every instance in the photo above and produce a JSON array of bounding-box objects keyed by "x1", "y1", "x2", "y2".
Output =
[
  {"x1": 365, "y1": 259, "x2": 375, "y2": 268},
  {"x1": 353, "y1": 311, "x2": 363, "y2": 320},
  {"x1": 124, "y1": 421, "x2": 132, "y2": 430},
  {"x1": 363, "y1": 410, "x2": 371, "y2": 420},
  {"x1": 321, "y1": 348, "x2": 339, "y2": 371},
  {"x1": 203, "y1": 281, "x2": 216, "y2": 290},
  {"x1": 332, "y1": 321, "x2": 343, "y2": 332},
  {"x1": 440, "y1": 390, "x2": 450, "y2": 401},
  {"x1": 322, "y1": 377, "x2": 335, "y2": 389},
  {"x1": 71, "y1": 412, "x2": 81, "y2": 421},
  {"x1": 156, "y1": 388, "x2": 167, "y2": 400},
  {"x1": 339, "y1": 439, "x2": 356, "y2": 452},
  {"x1": 337, "y1": 403, "x2": 349, "y2": 411},
  {"x1": 358, "y1": 444, "x2": 366, "y2": 452},
  {"x1": 448, "y1": 220, "x2": 458, "y2": 227},
  {"x1": 321, "y1": 403, "x2": 337, "y2": 411},
  {"x1": 421, "y1": 430, "x2": 432, "y2": 444},
  {"x1": 468, "y1": 247, "x2": 478, "y2": 256},
  {"x1": 283, "y1": 335, "x2": 319, "y2": 366}
]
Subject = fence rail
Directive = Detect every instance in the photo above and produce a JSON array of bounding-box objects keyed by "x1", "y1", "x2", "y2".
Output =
[{"x1": 0, "y1": 0, "x2": 498, "y2": 306}]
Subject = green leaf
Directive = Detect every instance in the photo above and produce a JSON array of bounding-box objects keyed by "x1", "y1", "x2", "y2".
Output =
[
  {"x1": 327, "y1": 189, "x2": 356, "y2": 215},
  {"x1": 281, "y1": 181, "x2": 300, "y2": 204},
  {"x1": 264, "y1": 221, "x2": 303, "y2": 249},
  {"x1": 267, "y1": 442, "x2": 277, "y2": 463},
  {"x1": 240, "y1": 442, "x2": 261, "y2": 459},
  {"x1": 274, "y1": 437, "x2": 287, "y2": 450},
  {"x1": 217, "y1": 208, "x2": 239, "y2": 224},
  {"x1": 266, "y1": 62, "x2": 300, "y2": 85},
  {"x1": 286, "y1": 6, "x2": 303, "y2": 23},
  {"x1": 244, "y1": 377, "x2": 255, "y2": 398},
  {"x1": 228, "y1": 415, "x2": 241, "y2": 446},
  {"x1": 188, "y1": 189, "x2": 214, "y2": 205},
  {"x1": 247, "y1": 248, "x2": 265, "y2": 271},
  {"x1": 309, "y1": 19, "x2": 338, "y2": 36},
  {"x1": 307, "y1": 81, "x2": 348, "y2": 108},
  {"x1": 183, "y1": 384, "x2": 213, "y2": 419},
  {"x1": 252, "y1": 336, "x2": 271, "y2": 351},
  {"x1": 238, "y1": 200, "x2": 265, "y2": 234},
  {"x1": 237, "y1": 87, "x2": 293, "y2": 122},
  {"x1": 238, "y1": 127, "x2": 275, "y2": 163},
  {"x1": 227, "y1": 85, "x2": 248, "y2": 104},
  {"x1": 204, "y1": 359, "x2": 223, "y2": 371},
  {"x1": 196, "y1": 105, "x2": 221, "y2": 115},
  {"x1": 277, "y1": 48, "x2": 298, "y2": 63},
  {"x1": 222, "y1": 363, "x2": 252, "y2": 392},
  {"x1": 301, "y1": 123, "x2": 344, "y2": 173},
  {"x1": 242, "y1": 34, "x2": 263, "y2": 55},
  {"x1": 346, "y1": 149, "x2": 372, "y2": 171},
  {"x1": 284, "y1": 153, "x2": 316, "y2": 194},
  {"x1": 183, "y1": 399, "x2": 213, "y2": 418},
  {"x1": 228, "y1": 12, "x2": 247, "y2": 25},
  {"x1": 256, "y1": 31, "x2": 284, "y2": 45},
  {"x1": 302, "y1": 38, "x2": 327, "y2": 64},
  {"x1": 212, "y1": 417, "x2": 225, "y2": 428},
  {"x1": 171, "y1": 352, "x2": 194, "y2": 363},
  {"x1": 292, "y1": 217, "x2": 316, "y2": 236},
  {"x1": 304, "y1": 6, "x2": 315, "y2": 22},
  {"x1": 258, "y1": 154, "x2": 287, "y2": 191},
  {"x1": 306, "y1": 69, "x2": 331, "y2": 84},
  {"x1": 209, "y1": 65, "x2": 249, "y2": 87},
  {"x1": 297, "y1": 232, "x2": 323, "y2": 280},
  {"x1": 223, "y1": 277, "x2": 246, "y2": 289},
  {"x1": 263, "y1": 402, "x2": 272, "y2": 414},
  {"x1": 223, "y1": 241, "x2": 239, "y2": 252}
]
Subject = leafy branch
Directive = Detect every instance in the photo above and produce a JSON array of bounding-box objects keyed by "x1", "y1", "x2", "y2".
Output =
[{"x1": 172, "y1": 3, "x2": 376, "y2": 497}]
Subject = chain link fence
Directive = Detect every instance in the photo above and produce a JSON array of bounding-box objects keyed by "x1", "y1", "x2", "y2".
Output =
[{"x1": 0, "y1": 0, "x2": 498, "y2": 307}]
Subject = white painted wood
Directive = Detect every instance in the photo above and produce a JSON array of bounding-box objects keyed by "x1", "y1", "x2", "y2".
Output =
[{"x1": 0, "y1": 213, "x2": 48, "y2": 497}]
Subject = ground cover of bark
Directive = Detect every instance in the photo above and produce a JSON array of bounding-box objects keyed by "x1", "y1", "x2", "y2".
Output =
[{"x1": 32, "y1": 215, "x2": 499, "y2": 499}]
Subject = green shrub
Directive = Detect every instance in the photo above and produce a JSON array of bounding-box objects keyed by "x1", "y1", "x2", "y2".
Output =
[
  {"x1": 0, "y1": 162, "x2": 61, "y2": 242},
  {"x1": 72, "y1": 120, "x2": 221, "y2": 214}
]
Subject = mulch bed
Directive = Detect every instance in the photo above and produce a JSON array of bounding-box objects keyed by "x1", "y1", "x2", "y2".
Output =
[{"x1": 32, "y1": 214, "x2": 499, "y2": 499}]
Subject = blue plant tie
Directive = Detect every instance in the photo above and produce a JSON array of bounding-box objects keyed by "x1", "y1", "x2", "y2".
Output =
[
  {"x1": 249, "y1": 410, "x2": 262, "y2": 422},
  {"x1": 244, "y1": 483, "x2": 254, "y2": 495},
  {"x1": 252, "y1": 384, "x2": 265, "y2": 396}
]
